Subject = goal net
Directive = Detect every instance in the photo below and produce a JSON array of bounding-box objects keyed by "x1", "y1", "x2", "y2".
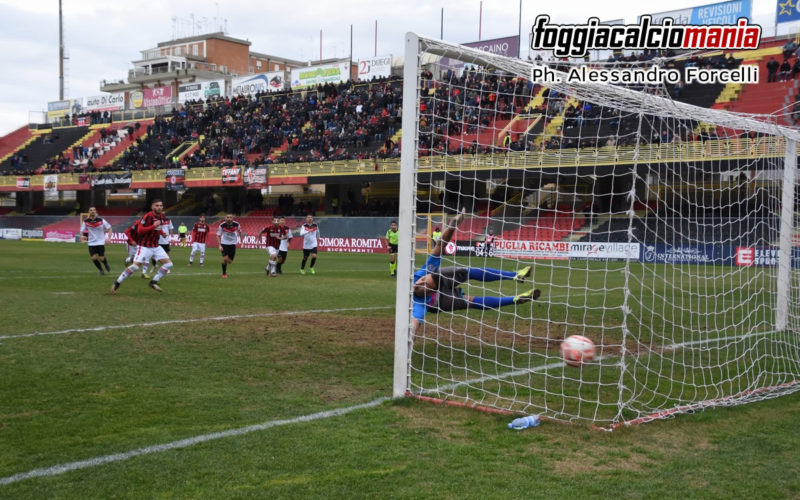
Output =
[{"x1": 393, "y1": 33, "x2": 800, "y2": 427}]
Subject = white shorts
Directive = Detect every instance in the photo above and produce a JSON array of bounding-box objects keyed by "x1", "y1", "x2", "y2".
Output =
[
  {"x1": 127, "y1": 244, "x2": 138, "y2": 259},
  {"x1": 192, "y1": 242, "x2": 206, "y2": 253},
  {"x1": 266, "y1": 246, "x2": 278, "y2": 257},
  {"x1": 134, "y1": 245, "x2": 170, "y2": 264}
]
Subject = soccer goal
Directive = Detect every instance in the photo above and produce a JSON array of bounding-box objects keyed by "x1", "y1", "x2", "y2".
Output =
[{"x1": 393, "y1": 33, "x2": 800, "y2": 427}]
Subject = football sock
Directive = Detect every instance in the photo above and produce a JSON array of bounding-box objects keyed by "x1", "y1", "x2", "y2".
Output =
[
  {"x1": 199, "y1": 253, "x2": 204, "y2": 264},
  {"x1": 189, "y1": 253, "x2": 194, "y2": 264},
  {"x1": 222, "y1": 263, "x2": 227, "y2": 275},
  {"x1": 276, "y1": 262, "x2": 282, "y2": 272},
  {"x1": 301, "y1": 258, "x2": 307, "y2": 269},
  {"x1": 310, "y1": 257, "x2": 316, "y2": 268},
  {"x1": 93, "y1": 260, "x2": 103, "y2": 271},
  {"x1": 141, "y1": 263, "x2": 149, "y2": 275},
  {"x1": 467, "y1": 267, "x2": 516, "y2": 282},
  {"x1": 116, "y1": 264, "x2": 138, "y2": 283},
  {"x1": 103, "y1": 260, "x2": 111, "y2": 271},
  {"x1": 470, "y1": 296, "x2": 515, "y2": 310},
  {"x1": 153, "y1": 262, "x2": 173, "y2": 282}
]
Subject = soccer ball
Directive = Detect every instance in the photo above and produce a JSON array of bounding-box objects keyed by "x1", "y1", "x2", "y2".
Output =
[{"x1": 560, "y1": 335, "x2": 596, "y2": 367}]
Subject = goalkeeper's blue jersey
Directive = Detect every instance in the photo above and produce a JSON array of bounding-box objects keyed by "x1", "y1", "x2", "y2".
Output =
[{"x1": 412, "y1": 254, "x2": 441, "y2": 320}]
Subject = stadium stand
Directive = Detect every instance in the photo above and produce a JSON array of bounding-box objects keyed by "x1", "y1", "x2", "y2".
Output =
[
  {"x1": 0, "y1": 126, "x2": 34, "y2": 163},
  {"x1": 94, "y1": 121, "x2": 153, "y2": 169},
  {"x1": 0, "y1": 127, "x2": 88, "y2": 174}
]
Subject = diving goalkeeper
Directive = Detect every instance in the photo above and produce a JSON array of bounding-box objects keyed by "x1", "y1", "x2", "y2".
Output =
[{"x1": 411, "y1": 209, "x2": 540, "y2": 331}]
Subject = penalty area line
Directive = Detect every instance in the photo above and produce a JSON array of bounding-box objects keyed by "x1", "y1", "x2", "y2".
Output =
[
  {"x1": 0, "y1": 397, "x2": 390, "y2": 486},
  {"x1": 0, "y1": 306, "x2": 393, "y2": 340}
]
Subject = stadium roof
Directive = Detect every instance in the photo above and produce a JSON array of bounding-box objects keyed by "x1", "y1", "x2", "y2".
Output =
[
  {"x1": 157, "y1": 32, "x2": 251, "y2": 48},
  {"x1": 249, "y1": 51, "x2": 305, "y2": 67}
]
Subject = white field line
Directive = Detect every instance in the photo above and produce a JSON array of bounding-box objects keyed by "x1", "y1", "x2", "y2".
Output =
[
  {"x1": 0, "y1": 306, "x2": 394, "y2": 340},
  {"x1": 0, "y1": 397, "x2": 390, "y2": 486}
]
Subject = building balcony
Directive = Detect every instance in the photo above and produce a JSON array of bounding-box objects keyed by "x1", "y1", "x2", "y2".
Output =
[{"x1": 99, "y1": 79, "x2": 140, "y2": 92}]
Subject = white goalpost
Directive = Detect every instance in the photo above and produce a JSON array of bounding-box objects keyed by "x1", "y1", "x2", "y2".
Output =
[{"x1": 394, "y1": 32, "x2": 800, "y2": 427}]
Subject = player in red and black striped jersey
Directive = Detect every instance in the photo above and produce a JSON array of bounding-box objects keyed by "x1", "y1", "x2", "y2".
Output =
[
  {"x1": 111, "y1": 199, "x2": 174, "y2": 294},
  {"x1": 258, "y1": 216, "x2": 288, "y2": 277},
  {"x1": 188, "y1": 214, "x2": 209, "y2": 267},
  {"x1": 123, "y1": 220, "x2": 139, "y2": 266}
]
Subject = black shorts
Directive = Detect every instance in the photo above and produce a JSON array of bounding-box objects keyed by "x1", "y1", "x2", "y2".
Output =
[
  {"x1": 221, "y1": 244, "x2": 237, "y2": 260},
  {"x1": 389, "y1": 243, "x2": 398, "y2": 253},
  {"x1": 179, "y1": 233, "x2": 186, "y2": 240},
  {"x1": 433, "y1": 288, "x2": 470, "y2": 312},
  {"x1": 432, "y1": 266, "x2": 471, "y2": 312},
  {"x1": 302, "y1": 247, "x2": 318, "y2": 258},
  {"x1": 278, "y1": 250, "x2": 288, "y2": 260},
  {"x1": 160, "y1": 244, "x2": 171, "y2": 254},
  {"x1": 88, "y1": 245, "x2": 105, "y2": 257}
]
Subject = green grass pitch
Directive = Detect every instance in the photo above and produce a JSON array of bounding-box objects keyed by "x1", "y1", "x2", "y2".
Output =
[{"x1": 0, "y1": 239, "x2": 798, "y2": 497}]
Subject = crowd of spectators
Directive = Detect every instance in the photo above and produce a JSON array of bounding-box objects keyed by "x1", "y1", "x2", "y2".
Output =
[
  {"x1": 115, "y1": 76, "x2": 403, "y2": 171},
  {"x1": 418, "y1": 67, "x2": 536, "y2": 155},
  {"x1": 1, "y1": 47, "x2": 772, "y2": 180},
  {"x1": 765, "y1": 39, "x2": 800, "y2": 83},
  {"x1": 37, "y1": 125, "x2": 137, "y2": 175}
]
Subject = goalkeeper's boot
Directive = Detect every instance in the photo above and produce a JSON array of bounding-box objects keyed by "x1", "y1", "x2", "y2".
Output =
[
  {"x1": 148, "y1": 280, "x2": 163, "y2": 293},
  {"x1": 300, "y1": 269, "x2": 306, "y2": 275},
  {"x1": 515, "y1": 265, "x2": 532, "y2": 282},
  {"x1": 514, "y1": 288, "x2": 541, "y2": 303},
  {"x1": 310, "y1": 268, "x2": 316, "y2": 275}
]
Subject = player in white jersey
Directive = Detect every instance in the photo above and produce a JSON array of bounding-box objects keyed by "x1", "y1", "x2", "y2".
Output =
[
  {"x1": 216, "y1": 213, "x2": 244, "y2": 278},
  {"x1": 299, "y1": 214, "x2": 320, "y2": 275},
  {"x1": 80, "y1": 206, "x2": 113, "y2": 275},
  {"x1": 276, "y1": 216, "x2": 292, "y2": 274}
]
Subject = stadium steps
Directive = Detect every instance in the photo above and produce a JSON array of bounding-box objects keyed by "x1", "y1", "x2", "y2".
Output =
[
  {"x1": 447, "y1": 118, "x2": 511, "y2": 150},
  {"x1": 167, "y1": 140, "x2": 197, "y2": 164},
  {"x1": 0, "y1": 126, "x2": 34, "y2": 161},
  {"x1": 535, "y1": 97, "x2": 578, "y2": 147},
  {"x1": 2, "y1": 127, "x2": 89, "y2": 172},
  {"x1": 497, "y1": 86, "x2": 547, "y2": 144},
  {"x1": 100, "y1": 122, "x2": 152, "y2": 168},
  {"x1": 180, "y1": 141, "x2": 201, "y2": 161},
  {"x1": 54, "y1": 128, "x2": 100, "y2": 167},
  {"x1": 720, "y1": 54, "x2": 798, "y2": 123},
  {"x1": 267, "y1": 138, "x2": 289, "y2": 160},
  {"x1": 0, "y1": 133, "x2": 38, "y2": 166},
  {"x1": 713, "y1": 81, "x2": 745, "y2": 108}
]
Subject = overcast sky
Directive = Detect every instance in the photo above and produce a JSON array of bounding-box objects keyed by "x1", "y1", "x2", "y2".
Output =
[{"x1": 0, "y1": 0, "x2": 791, "y2": 136}]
